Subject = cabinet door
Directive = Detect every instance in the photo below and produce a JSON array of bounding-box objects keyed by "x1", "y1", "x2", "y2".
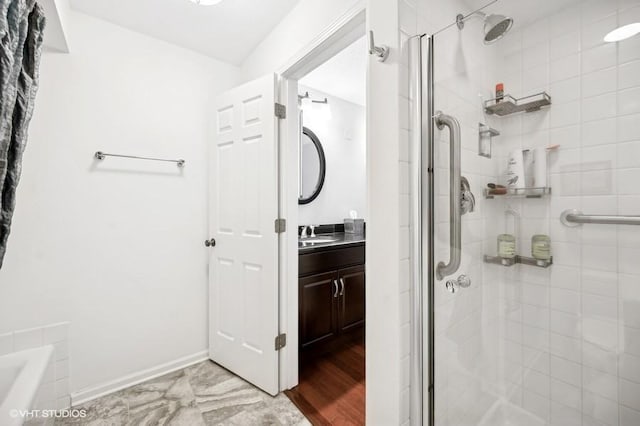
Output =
[
  {"x1": 338, "y1": 265, "x2": 365, "y2": 333},
  {"x1": 299, "y1": 271, "x2": 339, "y2": 350}
]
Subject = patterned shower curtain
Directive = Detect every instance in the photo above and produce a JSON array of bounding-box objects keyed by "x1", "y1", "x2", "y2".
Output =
[{"x1": 0, "y1": 0, "x2": 45, "y2": 268}]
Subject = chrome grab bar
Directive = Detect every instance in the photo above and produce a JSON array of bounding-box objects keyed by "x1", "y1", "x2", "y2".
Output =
[
  {"x1": 435, "y1": 111, "x2": 462, "y2": 280},
  {"x1": 561, "y1": 209, "x2": 640, "y2": 226}
]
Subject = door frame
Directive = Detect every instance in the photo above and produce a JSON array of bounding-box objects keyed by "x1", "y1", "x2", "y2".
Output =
[{"x1": 276, "y1": 1, "x2": 366, "y2": 391}]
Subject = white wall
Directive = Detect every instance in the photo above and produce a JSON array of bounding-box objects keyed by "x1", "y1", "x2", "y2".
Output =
[
  {"x1": 240, "y1": 0, "x2": 363, "y2": 81},
  {"x1": 298, "y1": 86, "x2": 366, "y2": 225},
  {"x1": 0, "y1": 10, "x2": 239, "y2": 396},
  {"x1": 243, "y1": 0, "x2": 407, "y2": 422}
]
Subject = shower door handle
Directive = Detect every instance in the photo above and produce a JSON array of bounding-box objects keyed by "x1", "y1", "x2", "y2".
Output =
[{"x1": 435, "y1": 111, "x2": 462, "y2": 280}]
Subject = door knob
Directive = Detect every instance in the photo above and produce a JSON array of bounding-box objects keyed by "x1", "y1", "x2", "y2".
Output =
[{"x1": 204, "y1": 238, "x2": 216, "y2": 247}]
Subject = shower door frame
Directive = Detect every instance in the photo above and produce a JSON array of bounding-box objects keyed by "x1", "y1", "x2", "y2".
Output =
[{"x1": 409, "y1": 33, "x2": 435, "y2": 426}]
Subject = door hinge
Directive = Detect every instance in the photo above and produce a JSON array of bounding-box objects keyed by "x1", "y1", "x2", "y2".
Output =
[
  {"x1": 275, "y1": 103, "x2": 286, "y2": 119},
  {"x1": 275, "y1": 218, "x2": 286, "y2": 233},
  {"x1": 275, "y1": 333, "x2": 287, "y2": 350}
]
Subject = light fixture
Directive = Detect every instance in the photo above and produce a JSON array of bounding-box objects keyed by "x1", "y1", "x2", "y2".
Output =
[
  {"x1": 189, "y1": 0, "x2": 223, "y2": 6},
  {"x1": 604, "y1": 23, "x2": 640, "y2": 42}
]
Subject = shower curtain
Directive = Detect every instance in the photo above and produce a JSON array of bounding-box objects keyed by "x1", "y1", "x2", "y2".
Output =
[{"x1": 0, "y1": 0, "x2": 45, "y2": 268}]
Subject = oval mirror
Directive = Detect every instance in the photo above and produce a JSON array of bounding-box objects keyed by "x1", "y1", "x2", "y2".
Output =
[{"x1": 299, "y1": 127, "x2": 326, "y2": 205}]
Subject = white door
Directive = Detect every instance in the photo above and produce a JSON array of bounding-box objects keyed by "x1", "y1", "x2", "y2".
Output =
[{"x1": 209, "y1": 74, "x2": 280, "y2": 395}]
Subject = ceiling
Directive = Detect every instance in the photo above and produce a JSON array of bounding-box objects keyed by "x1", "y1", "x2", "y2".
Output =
[
  {"x1": 299, "y1": 36, "x2": 367, "y2": 107},
  {"x1": 69, "y1": 0, "x2": 301, "y2": 65}
]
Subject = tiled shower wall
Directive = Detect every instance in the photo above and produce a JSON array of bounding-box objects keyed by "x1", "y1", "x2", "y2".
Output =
[{"x1": 487, "y1": 1, "x2": 640, "y2": 425}]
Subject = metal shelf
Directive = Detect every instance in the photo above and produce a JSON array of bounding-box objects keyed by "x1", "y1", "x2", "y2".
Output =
[
  {"x1": 485, "y1": 92, "x2": 551, "y2": 116},
  {"x1": 484, "y1": 187, "x2": 552, "y2": 199},
  {"x1": 484, "y1": 254, "x2": 553, "y2": 268}
]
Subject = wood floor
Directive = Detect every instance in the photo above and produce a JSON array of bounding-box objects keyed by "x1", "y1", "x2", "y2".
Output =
[{"x1": 285, "y1": 340, "x2": 365, "y2": 425}]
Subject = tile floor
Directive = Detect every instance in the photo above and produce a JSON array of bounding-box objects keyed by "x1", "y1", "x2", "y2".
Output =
[{"x1": 55, "y1": 361, "x2": 309, "y2": 426}]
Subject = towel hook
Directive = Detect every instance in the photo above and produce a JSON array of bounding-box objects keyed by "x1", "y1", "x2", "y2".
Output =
[{"x1": 368, "y1": 30, "x2": 389, "y2": 62}]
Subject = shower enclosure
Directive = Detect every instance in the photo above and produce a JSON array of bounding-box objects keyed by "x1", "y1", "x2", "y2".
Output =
[{"x1": 410, "y1": 0, "x2": 640, "y2": 424}]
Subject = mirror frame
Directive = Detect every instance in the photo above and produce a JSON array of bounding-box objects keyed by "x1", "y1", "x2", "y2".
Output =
[{"x1": 298, "y1": 126, "x2": 326, "y2": 205}]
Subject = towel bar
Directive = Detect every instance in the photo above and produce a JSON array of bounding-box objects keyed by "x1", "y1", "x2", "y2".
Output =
[
  {"x1": 561, "y1": 209, "x2": 640, "y2": 227},
  {"x1": 94, "y1": 151, "x2": 185, "y2": 167}
]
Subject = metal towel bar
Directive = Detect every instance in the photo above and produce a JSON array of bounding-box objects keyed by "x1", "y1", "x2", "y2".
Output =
[
  {"x1": 561, "y1": 209, "x2": 640, "y2": 227},
  {"x1": 94, "y1": 151, "x2": 185, "y2": 167}
]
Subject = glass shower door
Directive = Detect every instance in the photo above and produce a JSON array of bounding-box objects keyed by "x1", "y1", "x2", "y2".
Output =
[
  {"x1": 430, "y1": 15, "x2": 507, "y2": 424},
  {"x1": 427, "y1": 1, "x2": 640, "y2": 425}
]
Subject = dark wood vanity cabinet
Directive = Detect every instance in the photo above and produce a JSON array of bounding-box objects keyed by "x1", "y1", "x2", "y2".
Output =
[
  {"x1": 299, "y1": 271, "x2": 339, "y2": 349},
  {"x1": 299, "y1": 244, "x2": 365, "y2": 353},
  {"x1": 337, "y1": 265, "x2": 365, "y2": 333}
]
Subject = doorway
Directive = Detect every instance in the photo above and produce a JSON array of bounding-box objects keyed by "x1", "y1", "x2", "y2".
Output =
[{"x1": 276, "y1": 8, "x2": 367, "y2": 424}]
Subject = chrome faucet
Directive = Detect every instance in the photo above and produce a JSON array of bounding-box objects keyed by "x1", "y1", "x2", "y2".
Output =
[
  {"x1": 309, "y1": 225, "x2": 316, "y2": 238},
  {"x1": 300, "y1": 226, "x2": 309, "y2": 238}
]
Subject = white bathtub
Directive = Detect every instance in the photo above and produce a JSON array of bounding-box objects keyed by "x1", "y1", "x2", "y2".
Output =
[{"x1": 0, "y1": 346, "x2": 54, "y2": 426}]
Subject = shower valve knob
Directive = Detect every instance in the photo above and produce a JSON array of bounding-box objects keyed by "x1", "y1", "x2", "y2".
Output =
[
  {"x1": 445, "y1": 274, "x2": 471, "y2": 293},
  {"x1": 445, "y1": 280, "x2": 457, "y2": 293}
]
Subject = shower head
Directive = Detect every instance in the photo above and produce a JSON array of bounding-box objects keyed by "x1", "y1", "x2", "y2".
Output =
[
  {"x1": 456, "y1": 11, "x2": 514, "y2": 44},
  {"x1": 483, "y1": 14, "x2": 513, "y2": 43}
]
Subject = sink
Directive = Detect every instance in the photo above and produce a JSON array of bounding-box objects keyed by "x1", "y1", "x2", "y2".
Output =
[{"x1": 299, "y1": 237, "x2": 339, "y2": 244}]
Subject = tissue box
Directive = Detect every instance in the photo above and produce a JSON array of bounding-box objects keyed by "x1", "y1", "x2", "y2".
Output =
[{"x1": 344, "y1": 218, "x2": 365, "y2": 234}]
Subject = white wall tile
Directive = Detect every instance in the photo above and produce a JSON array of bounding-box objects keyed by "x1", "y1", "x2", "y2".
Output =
[
  {"x1": 623, "y1": 325, "x2": 640, "y2": 357},
  {"x1": 619, "y1": 30, "x2": 640, "y2": 64},
  {"x1": 550, "y1": 378, "x2": 581, "y2": 410},
  {"x1": 620, "y1": 406, "x2": 640, "y2": 426},
  {"x1": 618, "y1": 87, "x2": 640, "y2": 115},
  {"x1": 619, "y1": 378, "x2": 640, "y2": 411},
  {"x1": 618, "y1": 60, "x2": 640, "y2": 90},
  {"x1": 549, "y1": 31, "x2": 580, "y2": 60},
  {"x1": 619, "y1": 352, "x2": 640, "y2": 384},
  {"x1": 582, "y1": 44, "x2": 617, "y2": 74},
  {"x1": 583, "y1": 366, "x2": 618, "y2": 401},
  {"x1": 550, "y1": 287, "x2": 580, "y2": 314},
  {"x1": 550, "y1": 401, "x2": 582, "y2": 426},
  {"x1": 582, "y1": 67, "x2": 616, "y2": 98},
  {"x1": 581, "y1": 15, "x2": 617, "y2": 50},
  {"x1": 618, "y1": 113, "x2": 640, "y2": 142},
  {"x1": 618, "y1": 141, "x2": 640, "y2": 168},
  {"x1": 550, "y1": 355, "x2": 581, "y2": 387},
  {"x1": 583, "y1": 390, "x2": 619, "y2": 425},
  {"x1": 550, "y1": 77, "x2": 580, "y2": 104},
  {"x1": 582, "y1": 93, "x2": 617, "y2": 122},
  {"x1": 582, "y1": 118, "x2": 617, "y2": 147}
]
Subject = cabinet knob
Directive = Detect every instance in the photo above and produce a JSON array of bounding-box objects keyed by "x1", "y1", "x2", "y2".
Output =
[{"x1": 204, "y1": 238, "x2": 216, "y2": 247}]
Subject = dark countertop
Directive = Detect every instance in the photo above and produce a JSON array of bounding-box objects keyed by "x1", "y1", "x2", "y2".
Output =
[{"x1": 298, "y1": 232, "x2": 365, "y2": 254}]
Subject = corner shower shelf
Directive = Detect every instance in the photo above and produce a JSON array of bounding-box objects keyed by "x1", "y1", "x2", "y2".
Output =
[
  {"x1": 484, "y1": 254, "x2": 553, "y2": 268},
  {"x1": 484, "y1": 92, "x2": 551, "y2": 116},
  {"x1": 484, "y1": 187, "x2": 552, "y2": 199}
]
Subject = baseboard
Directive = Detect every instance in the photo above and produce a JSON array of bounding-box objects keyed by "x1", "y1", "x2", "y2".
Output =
[{"x1": 71, "y1": 350, "x2": 209, "y2": 406}]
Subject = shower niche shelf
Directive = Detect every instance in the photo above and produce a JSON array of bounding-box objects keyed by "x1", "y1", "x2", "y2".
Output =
[
  {"x1": 484, "y1": 92, "x2": 551, "y2": 116},
  {"x1": 484, "y1": 254, "x2": 553, "y2": 268},
  {"x1": 484, "y1": 187, "x2": 552, "y2": 199}
]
